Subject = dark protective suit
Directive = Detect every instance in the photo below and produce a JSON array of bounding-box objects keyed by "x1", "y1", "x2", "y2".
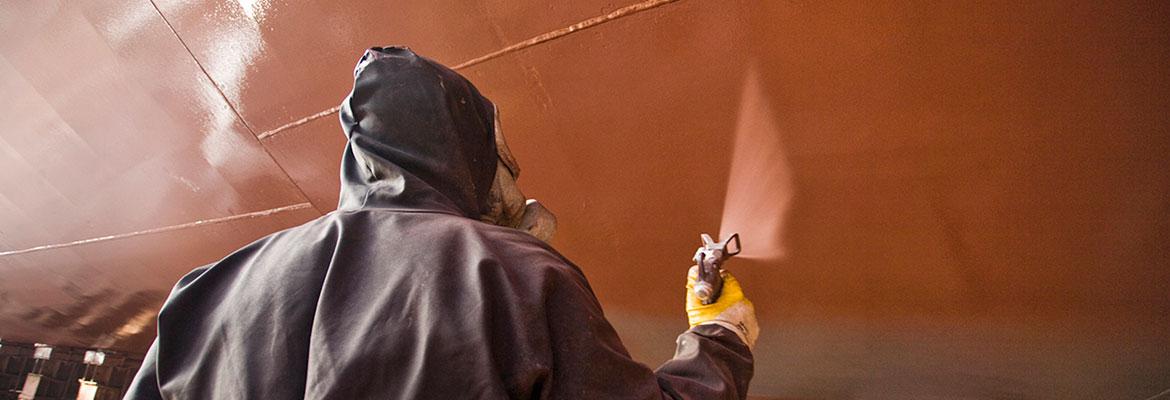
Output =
[{"x1": 125, "y1": 47, "x2": 752, "y2": 399}]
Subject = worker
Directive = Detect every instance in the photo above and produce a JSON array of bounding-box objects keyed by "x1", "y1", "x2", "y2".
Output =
[{"x1": 125, "y1": 46, "x2": 757, "y2": 399}]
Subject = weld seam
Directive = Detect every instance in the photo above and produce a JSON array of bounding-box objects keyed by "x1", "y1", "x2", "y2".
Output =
[
  {"x1": 451, "y1": 0, "x2": 682, "y2": 69},
  {"x1": 257, "y1": 106, "x2": 342, "y2": 140},
  {"x1": 1145, "y1": 388, "x2": 1170, "y2": 400},
  {"x1": 255, "y1": 0, "x2": 685, "y2": 141},
  {"x1": 0, "y1": 203, "x2": 313, "y2": 257}
]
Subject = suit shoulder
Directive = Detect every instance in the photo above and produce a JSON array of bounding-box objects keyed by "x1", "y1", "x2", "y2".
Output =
[{"x1": 444, "y1": 217, "x2": 585, "y2": 275}]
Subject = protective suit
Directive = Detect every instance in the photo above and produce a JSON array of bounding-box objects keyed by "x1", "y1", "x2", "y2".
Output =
[{"x1": 126, "y1": 47, "x2": 753, "y2": 399}]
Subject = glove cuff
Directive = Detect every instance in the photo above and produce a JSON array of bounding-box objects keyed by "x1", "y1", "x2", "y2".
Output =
[{"x1": 698, "y1": 320, "x2": 753, "y2": 350}]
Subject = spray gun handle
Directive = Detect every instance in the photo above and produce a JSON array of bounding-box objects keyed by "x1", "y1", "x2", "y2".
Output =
[
  {"x1": 693, "y1": 251, "x2": 723, "y2": 305},
  {"x1": 692, "y1": 235, "x2": 721, "y2": 305},
  {"x1": 693, "y1": 281, "x2": 716, "y2": 303},
  {"x1": 692, "y1": 233, "x2": 740, "y2": 305}
]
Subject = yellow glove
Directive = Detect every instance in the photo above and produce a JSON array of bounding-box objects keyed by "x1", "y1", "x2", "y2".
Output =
[{"x1": 686, "y1": 266, "x2": 759, "y2": 349}]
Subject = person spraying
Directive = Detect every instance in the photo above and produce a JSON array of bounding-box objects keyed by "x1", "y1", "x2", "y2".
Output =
[{"x1": 125, "y1": 46, "x2": 758, "y2": 399}]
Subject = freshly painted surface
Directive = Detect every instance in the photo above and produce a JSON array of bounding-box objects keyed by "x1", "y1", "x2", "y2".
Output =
[{"x1": 1, "y1": 1, "x2": 1168, "y2": 398}]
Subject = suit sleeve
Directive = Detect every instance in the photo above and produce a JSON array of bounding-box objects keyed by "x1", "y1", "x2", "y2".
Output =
[
  {"x1": 123, "y1": 339, "x2": 164, "y2": 400},
  {"x1": 543, "y1": 265, "x2": 754, "y2": 400}
]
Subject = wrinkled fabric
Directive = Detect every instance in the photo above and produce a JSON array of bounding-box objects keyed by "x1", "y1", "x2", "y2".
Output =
[{"x1": 126, "y1": 47, "x2": 752, "y2": 400}]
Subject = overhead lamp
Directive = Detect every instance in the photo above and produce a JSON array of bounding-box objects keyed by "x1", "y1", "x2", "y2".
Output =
[{"x1": 33, "y1": 343, "x2": 52, "y2": 360}]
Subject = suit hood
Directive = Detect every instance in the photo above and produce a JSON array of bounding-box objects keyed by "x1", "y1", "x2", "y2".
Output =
[{"x1": 337, "y1": 46, "x2": 497, "y2": 217}]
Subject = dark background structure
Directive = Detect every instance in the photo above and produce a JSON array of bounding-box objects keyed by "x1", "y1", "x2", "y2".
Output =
[
  {"x1": 0, "y1": 341, "x2": 141, "y2": 400},
  {"x1": 1, "y1": 1, "x2": 1168, "y2": 398}
]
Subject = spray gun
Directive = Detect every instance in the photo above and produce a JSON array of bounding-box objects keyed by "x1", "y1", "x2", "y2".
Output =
[{"x1": 691, "y1": 233, "x2": 742, "y2": 305}]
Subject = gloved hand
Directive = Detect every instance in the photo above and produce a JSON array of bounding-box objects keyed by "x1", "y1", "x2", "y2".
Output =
[{"x1": 686, "y1": 266, "x2": 759, "y2": 349}]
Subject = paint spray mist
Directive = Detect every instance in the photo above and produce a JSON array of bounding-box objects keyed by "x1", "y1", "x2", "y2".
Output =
[{"x1": 718, "y1": 66, "x2": 791, "y2": 262}]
